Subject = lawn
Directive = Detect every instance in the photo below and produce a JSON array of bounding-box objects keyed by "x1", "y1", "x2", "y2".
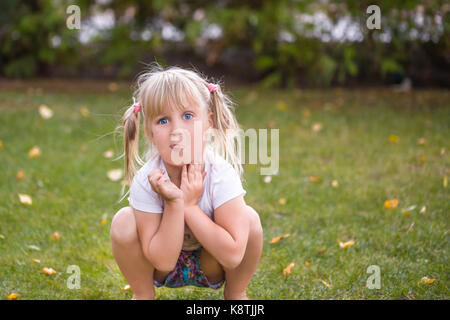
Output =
[{"x1": 0, "y1": 80, "x2": 448, "y2": 299}]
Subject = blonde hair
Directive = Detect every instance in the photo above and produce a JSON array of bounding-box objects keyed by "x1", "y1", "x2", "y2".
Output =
[{"x1": 120, "y1": 62, "x2": 243, "y2": 189}]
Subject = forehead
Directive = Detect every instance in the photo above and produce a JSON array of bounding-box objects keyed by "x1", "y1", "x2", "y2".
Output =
[{"x1": 142, "y1": 80, "x2": 207, "y2": 119}]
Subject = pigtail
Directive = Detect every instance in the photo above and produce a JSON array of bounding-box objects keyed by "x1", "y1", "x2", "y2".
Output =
[
  {"x1": 122, "y1": 100, "x2": 145, "y2": 187},
  {"x1": 208, "y1": 83, "x2": 244, "y2": 177}
]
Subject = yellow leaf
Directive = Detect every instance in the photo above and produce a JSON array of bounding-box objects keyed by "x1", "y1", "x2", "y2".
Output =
[
  {"x1": 42, "y1": 267, "x2": 56, "y2": 275},
  {"x1": 107, "y1": 169, "x2": 123, "y2": 182},
  {"x1": 8, "y1": 293, "x2": 20, "y2": 300},
  {"x1": 331, "y1": 180, "x2": 339, "y2": 188},
  {"x1": 384, "y1": 198, "x2": 399, "y2": 209},
  {"x1": 38, "y1": 104, "x2": 53, "y2": 119},
  {"x1": 312, "y1": 122, "x2": 323, "y2": 132},
  {"x1": 321, "y1": 280, "x2": 332, "y2": 288},
  {"x1": 444, "y1": 175, "x2": 448, "y2": 188},
  {"x1": 304, "y1": 260, "x2": 312, "y2": 268},
  {"x1": 388, "y1": 135, "x2": 399, "y2": 143},
  {"x1": 18, "y1": 194, "x2": 32, "y2": 205},
  {"x1": 28, "y1": 146, "x2": 41, "y2": 158},
  {"x1": 283, "y1": 262, "x2": 295, "y2": 276},
  {"x1": 420, "y1": 206, "x2": 426, "y2": 214},
  {"x1": 317, "y1": 248, "x2": 326, "y2": 254},
  {"x1": 101, "y1": 213, "x2": 108, "y2": 226},
  {"x1": 32, "y1": 258, "x2": 41, "y2": 263},
  {"x1": 440, "y1": 147, "x2": 445, "y2": 156},
  {"x1": 420, "y1": 276, "x2": 436, "y2": 284},
  {"x1": 338, "y1": 240, "x2": 355, "y2": 249},
  {"x1": 50, "y1": 231, "x2": 61, "y2": 241},
  {"x1": 16, "y1": 169, "x2": 25, "y2": 181},
  {"x1": 270, "y1": 234, "x2": 290, "y2": 244},
  {"x1": 308, "y1": 176, "x2": 321, "y2": 183},
  {"x1": 417, "y1": 137, "x2": 426, "y2": 145},
  {"x1": 80, "y1": 106, "x2": 89, "y2": 117},
  {"x1": 0, "y1": 140, "x2": 3, "y2": 149},
  {"x1": 419, "y1": 155, "x2": 426, "y2": 163},
  {"x1": 276, "y1": 101, "x2": 287, "y2": 111},
  {"x1": 278, "y1": 198, "x2": 286, "y2": 205}
]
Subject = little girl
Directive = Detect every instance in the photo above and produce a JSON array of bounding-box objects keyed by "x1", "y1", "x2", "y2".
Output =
[{"x1": 110, "y1": 64, "x2": 263, "y2": 300}]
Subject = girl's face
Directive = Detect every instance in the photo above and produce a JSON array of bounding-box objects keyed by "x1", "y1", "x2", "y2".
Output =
[{"x1": 150, "y1": 104, "x2": 212, "y2": 167}]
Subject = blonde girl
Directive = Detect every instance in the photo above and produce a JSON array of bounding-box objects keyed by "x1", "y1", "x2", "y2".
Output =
[{"x1": 110, "y1": 63, "x2": 263, "y2": 300}]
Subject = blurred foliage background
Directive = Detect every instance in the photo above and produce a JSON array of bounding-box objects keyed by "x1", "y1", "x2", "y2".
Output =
[{"x1": 0, "y1": 0, "x2": 448, "y2": 88}]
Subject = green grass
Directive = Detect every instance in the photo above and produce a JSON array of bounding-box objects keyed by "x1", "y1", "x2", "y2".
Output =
[{"x1": 0, "y1": 81, "x2": 448, "y2": 299}]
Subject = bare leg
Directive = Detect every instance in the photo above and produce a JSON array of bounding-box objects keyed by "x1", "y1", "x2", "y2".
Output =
[
  {"x1": 110, "y1": 206, "x2": 169, "y2": 300},
  {"x1": 223, "y1": 205, "x2": 263, "y2": 300}
]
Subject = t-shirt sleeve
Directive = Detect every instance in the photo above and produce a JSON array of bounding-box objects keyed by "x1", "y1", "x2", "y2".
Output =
[
  {"x1": 212, "y1": 162, "x2": 246, "y2": 210},
  {"x1": 128, "y1": 171, "x2": 164, "y2": 214}
]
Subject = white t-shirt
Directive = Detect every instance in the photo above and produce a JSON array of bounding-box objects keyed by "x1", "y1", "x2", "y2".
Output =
[{"x1": 128, "y1": 148, "x2": 246, "y2": 250}]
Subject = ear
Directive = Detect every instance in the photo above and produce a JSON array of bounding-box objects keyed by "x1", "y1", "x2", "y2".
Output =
[{"x1": 208, "y1": 111, "x2": 215, "y2": 129}]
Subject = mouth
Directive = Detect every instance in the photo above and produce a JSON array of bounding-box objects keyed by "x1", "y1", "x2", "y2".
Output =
[{"x1": 170, "y1": 143, "x2": 184, "y2": 150}]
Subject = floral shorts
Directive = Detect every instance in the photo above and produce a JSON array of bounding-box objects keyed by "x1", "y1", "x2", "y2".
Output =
[{"x1": 153, "y1": 249, "x2": 225, "y2": 290}]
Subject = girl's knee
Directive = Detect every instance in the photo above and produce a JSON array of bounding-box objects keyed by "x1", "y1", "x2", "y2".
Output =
[
  {"x1": 245, "y1": 205, "x2": 263, "y2": 236},
  {"x1": 110, "y1": 206, "x2": 138, "y2": 245}
]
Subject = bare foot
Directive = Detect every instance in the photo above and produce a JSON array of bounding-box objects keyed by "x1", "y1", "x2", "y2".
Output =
[
  {"x1": 132, "y1": 294, "x2": 156, "y2": 300},
  {"x1": 224, "y1": 292, "x2": 250, "y2": 300}
]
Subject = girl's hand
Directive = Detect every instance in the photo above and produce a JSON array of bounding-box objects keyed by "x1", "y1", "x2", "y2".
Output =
[
  {"x1": 148, "y1": 169, "x2": 183, "y2": 203},
  {"x1": 180, "y1": 164, "x2": 206, "y2": 208}
]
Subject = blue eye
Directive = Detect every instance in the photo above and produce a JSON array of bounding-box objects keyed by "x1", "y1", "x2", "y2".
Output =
[
  {"x1": 158, "y1": 118, "x2": 168, "y2": 125},
  {"x1": 184, "y1": 113, "x2": 193, "y2": 120}
]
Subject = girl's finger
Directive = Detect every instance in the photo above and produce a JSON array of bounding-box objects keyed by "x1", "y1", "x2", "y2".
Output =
[{"x1": 188, "y1": 164, "x2": 195, "y2": 182}]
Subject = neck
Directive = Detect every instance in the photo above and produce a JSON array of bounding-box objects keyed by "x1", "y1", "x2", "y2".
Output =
[{"x1": 163, "y1": 154, "x2": 206, "y2": 188}]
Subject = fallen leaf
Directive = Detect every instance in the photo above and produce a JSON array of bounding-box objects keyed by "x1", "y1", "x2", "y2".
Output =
[
  {"x1": 103, "y1": 149, "x2": 114, "y2": 158},
  {"x1": 420, "y1": 276, "x2": 436, "y2": 284},
  {"x1": 419, "y1": 155, "x2": 426, "y2": 163},
  {"x1": 321, "y1": 280, "x2": 332, "y2": 288},
  {"x1": 317, "y1": 248, "x2": 326, "y2": 254},
  {"x1": 270, "y1": 234, "x2": 290, "y2": 244},
  {"x1": 384, "y1": 198, "x2": 399, "y2": 209},
  {"x1": 440, "y1": 147, "x2": 445, "y2": 156},
  {"x1": 312, "y1": 122, "x2": 323, "y2": 132},
  {"x1": 388, "y1": 135, "x2": 399, "y2": 143},
  {"x1": 276, "y1": 101, "x2": 287, "y2": 111},
  {"x1": 444, "y1": 175, "x2": 448, "y2": 188},
  {"x1": 338, "y1": 240, "x2": 355, "y2": 249},
  {"x1": 304, "y1": 260, "x2": 312, "y2": 268},
  {"x1": 8, "y1": 293, "x2": 20, "y2": 300},
  {"x1": 309, "y1": 176, "x2": 321, "y2": 182},
  {"x1": 331, "y1": 180, "x2": 339, "y2": 188},
  {"x1": 108, "y1": 82, "x2": 118, "y2": 92},
  {"x1": 264, "y1": 175, "x2": 272, "y2": 183},
  {"x1": 101, "y1": 213, "x2": 108, "y2": 226},
  {"x1": 32, "y1": 258, "x2": 41, "y2": 263},
  {"x1": 107, "y1": 169, "x2": 123, "y2": 182},
  {"x1": 402, "y1": 205, "x2": 416, "y2": 217},
  {"x1": 0, "y1": 140, "x2": 3, "y2": 149},
  {"x1": 121, "y1": 284, "x2": 130, "y2": 291},
  {"x1": 18, "y1": 194, "x2": 32, "y2": 205},
  {"x1": 417, "y1": 137, "x2": 426, "y2": 145},
  {"x1": 27, "y1": 245, "x2": 41, "y2": 251},
  {"x1": 283, "y1": 262, "x2": 295, "y2": 276},
  {"x1": 50, "y1": 231, "x2": 61, "y2": 241},
  {"x1": 28, "y1": 146, "x2": 41, "y2": 158},
  {"x1": 80, "y1": 106, "x2": 89, "y2": 117},
  {"x1": 16, "y1": 169, "x2": 25, "y2": 181},
  {"x1": 420, "y1": 206, "x2": 426, "y2": 214},
  {"x1": 0, "y1": 234, "x2": 5, "y2": 239},
  {"x1": 38, "y1": 105, "x2": 53, "y2": 119},
  {"x1": 302, "y1": 109, "x2": 311, "y2": 118},
  {"x1": 42, "y1": 267, "x2": 56, "y2": 275},
  {"x1": 278, "y1": 198, "x2": 286, "y2": 205}
]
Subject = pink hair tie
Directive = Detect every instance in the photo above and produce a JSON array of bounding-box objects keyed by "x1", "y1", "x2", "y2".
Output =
[
  {"x1": 207, "y1": 83, "x2": 218, "y2": 93},
  {"x1": 133, "y1": 103, "x2": 141, "y2": 114}
]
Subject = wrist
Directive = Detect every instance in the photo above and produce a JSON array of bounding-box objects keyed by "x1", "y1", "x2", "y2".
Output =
[
  {"x1": 184, "y1": 204, "x2": 199, "y2": 214},
  {"x1": 166, "y1": 197, "x2": 184, "y2": 207}
]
